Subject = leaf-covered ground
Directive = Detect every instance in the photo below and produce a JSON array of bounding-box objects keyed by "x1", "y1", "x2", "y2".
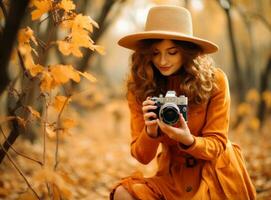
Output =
[{"x1": 0, "y1": 99, "x2": 271, "y2": 199}]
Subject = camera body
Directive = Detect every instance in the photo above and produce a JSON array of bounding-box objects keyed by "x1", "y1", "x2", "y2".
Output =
[{"x1": 150, "y1": 91, "x2": 188, "y2": 125}]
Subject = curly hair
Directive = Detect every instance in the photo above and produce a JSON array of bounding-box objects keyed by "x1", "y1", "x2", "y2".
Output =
[{"x1": 127, "y1": 39, "x2": 217, "y2": 105}]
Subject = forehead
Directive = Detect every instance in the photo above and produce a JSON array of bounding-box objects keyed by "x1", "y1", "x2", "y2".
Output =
[{"x1": 152, "y1": 39, "x2": 177, "y2": 50}]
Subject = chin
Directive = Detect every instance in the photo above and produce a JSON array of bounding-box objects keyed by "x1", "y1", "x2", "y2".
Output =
[{"x1": 159, "y1": 70, "x2": 175, "y2": 76}]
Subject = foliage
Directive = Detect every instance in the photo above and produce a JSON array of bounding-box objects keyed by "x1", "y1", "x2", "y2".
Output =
[{"x1": 0, "y1": 0, "x2": 104, "y2": 198}]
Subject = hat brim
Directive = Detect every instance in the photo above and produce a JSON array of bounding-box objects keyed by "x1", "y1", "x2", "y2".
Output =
[{"x1": 118, "y1": 31, "x2": 218, "y2": 54}]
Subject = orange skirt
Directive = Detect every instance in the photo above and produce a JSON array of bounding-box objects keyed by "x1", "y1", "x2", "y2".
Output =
[{"x1": 110, "y1": 157, "x2": 218, "y2": 200}]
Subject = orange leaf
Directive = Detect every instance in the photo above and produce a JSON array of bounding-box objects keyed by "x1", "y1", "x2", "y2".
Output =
[
  {"x1": 29, "y1": 64, "x2": 44, "y2": 77},
  {"x1": 58, "y1": 0, "x2": 75, "y2": 12},
  {"x1": 18, "y1": 27, "x2": 37, "y2": 45},
  {"x1": 50, "y1": 64, "x2": 80, "y2": 84},
  {"x1": 57, "y1": 41, "x2": 83, "y2": 57},
  {"x1": 40, "y1": 71, "x2": 54, "y2": 92},
  {"x1": 93, "y1": 44, "x2": 106, "y2": 55},
  {"x1": 62, "y1": 118, "x2": 77, "y2": 129},
  {"x1": 53, "y1": 95, "x2": 71, "y2": 112},
  {"x1": 31, "y1": 0, "x2": 52, "y2": 20},
  {"x1": 78, "y1": 71, "x2": 97, "y2": 83}
]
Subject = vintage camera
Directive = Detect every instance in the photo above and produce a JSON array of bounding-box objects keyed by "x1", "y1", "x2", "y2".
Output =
[{"x1": 149, "y1": 91, "x2": 188, "y2": 125}]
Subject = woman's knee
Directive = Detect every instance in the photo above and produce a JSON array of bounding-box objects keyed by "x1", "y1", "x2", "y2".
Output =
[{"x1": 113, "y1": 185, "x2": 135, "y2": 200}]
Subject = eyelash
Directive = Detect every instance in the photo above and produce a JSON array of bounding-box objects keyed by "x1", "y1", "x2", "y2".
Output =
[
  {"x1": 168, "y1": 51, "x2": 177, "y2": 55},
  {"x1": 153, "y1": 51, "x2": 178, "y2": 56}
]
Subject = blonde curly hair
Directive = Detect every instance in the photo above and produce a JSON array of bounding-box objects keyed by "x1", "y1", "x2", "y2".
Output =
[{"x1": 127, "y1": 39, "x2": 217, "y2": 105}]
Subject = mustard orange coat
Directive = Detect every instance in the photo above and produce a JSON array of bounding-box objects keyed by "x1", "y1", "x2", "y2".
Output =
[{"x1": 111, "y1": 68, "x2": 256, "y2": 200}]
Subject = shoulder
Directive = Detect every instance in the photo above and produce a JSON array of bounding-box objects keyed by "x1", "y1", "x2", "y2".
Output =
[
  {"x1": 214, "y1": 68, "x2": 228, "y2": 85},
  {"x1": 213, "y1": 68, "x2": 229, "y2": 91}
]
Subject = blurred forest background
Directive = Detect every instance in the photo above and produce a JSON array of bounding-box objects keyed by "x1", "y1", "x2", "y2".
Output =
[{"x1": 0, "y1": 0, "x2": 270, "y2": 199}]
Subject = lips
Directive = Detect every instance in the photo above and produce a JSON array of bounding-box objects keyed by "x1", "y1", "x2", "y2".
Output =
[{"x1": 159, "y1": 66, "x2": 171, "y2": 71}]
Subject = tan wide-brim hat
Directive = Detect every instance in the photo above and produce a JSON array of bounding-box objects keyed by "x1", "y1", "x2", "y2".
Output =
[{"x1": 118, "y1": 5, "x2": 218, "y2": 54}]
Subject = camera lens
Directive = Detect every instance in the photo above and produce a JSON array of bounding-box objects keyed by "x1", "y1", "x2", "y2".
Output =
[{"x1": 160, "y1": 105, "x2": 179, "y2": 125}]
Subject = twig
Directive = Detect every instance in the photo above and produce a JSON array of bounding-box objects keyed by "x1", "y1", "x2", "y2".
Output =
[
  {"x1": 0, "y1": 141, "x2": 41, "y2": 199},
  {"x1": 54, "y1": 95, "x2": 71, "y2": 170},
  {"x1": 0, "y1": 126, "x2": 42, "y2": 166},
  {"x1": 42, "y1": 98, "x2": 49, "y2": 165}
]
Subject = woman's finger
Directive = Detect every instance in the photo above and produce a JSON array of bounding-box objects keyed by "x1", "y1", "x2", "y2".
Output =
[
  {"x1": 144, "y1": 112, "x2": 157, "y2": 120},
  {"x1": 179, "y1": 114, "x2": 188, "y2": 128},
  {"x1": 145, "y1": 120, "x2": 158, "y2": 126},
  {"x1": 142, "y1": 105, "x2": 157, "y2": 113}
]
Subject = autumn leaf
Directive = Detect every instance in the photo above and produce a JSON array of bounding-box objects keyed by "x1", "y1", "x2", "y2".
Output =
[
  {"x1": 262, "y1": 90, "x2": 271, "y2": 108},
  {"x1": 248, "y1": 117, "x2": 260, "y2": 131},
  {"x1": 58, "y1": 0, "x2": 75, "y2": 12},
  {"x1": 29, "y1": 64, "x2": 44, "y2": 77},
  {"x1": 73, "y1": 14, "x2": 98, "y2": 32},
  {"x1": 40, "y1": 71, "x2": 54, "y2": 92},
  {"x1": 57, "y1": 40, "x2": 83, "y2": 57},
  {"x1": 18, "y1": 27, "x2": 37, "y2": 45},
  {"x1": 45, "y1": 124, "x2": 56, "y2": 138},
  {"x1": 30, "y1": 0, "x2": 52, "y2": 20},
  {"x1": 237, "y1": 102, "x2": 251, "y2": 116},
  {"x1": 78, "y1": 71, "x2": 97, "y2": 83},
  {"x1": 61, "y1": 118, "x2": 77, "y2": 129},
  {"x1": 53, "y1": 95, "x2": 71, "y2": 112},
  {"x1": 246, "y1": 89, "x2": 260, "y2": 103},
  {"x1": 93, "y1": 44, "x2": 106, "y2": 55},
  {"x1": 50, "y1": 64, "x2": 80, "y2": 84}
]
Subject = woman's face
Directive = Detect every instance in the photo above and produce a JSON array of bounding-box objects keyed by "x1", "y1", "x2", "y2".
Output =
[{"x1": 151, "y1": 39, "x2": 183, "y2": 76}]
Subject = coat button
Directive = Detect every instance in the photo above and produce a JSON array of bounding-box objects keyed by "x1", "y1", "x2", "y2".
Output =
[{"x1": 186, "y1": 186, "x2": 193, "y2": 192}]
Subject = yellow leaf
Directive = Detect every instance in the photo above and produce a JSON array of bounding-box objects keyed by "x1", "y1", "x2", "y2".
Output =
[
  {"x1": 46, "y1": 125, "x2": 56, "y2": 138},
  {"x1": 248, "y1": 117, "x2": 260, "y2": 131},
  {"x1": 237, "y1": 102, "x2": 251, "y2": 116},
  {"x1": 29, "y1": 64, "x2": 44, "y2": 77},
  {"x1": 53, "y1": 95, "x2": 71, "y2": 112},
  {"x1": 71, "y1": 30, "x2": 92, "y2": 48},
  {"x1": 27, "y1": 106, "x2": 41, "y2": 118},
  {"x1": 58, "y1": 0, "x2": 75, "y2": 12},
  {"x1": 93, "y1": 44, "x2": 106, "y2": 55},
  {"x1": 73, "y1": 14, "x2": 98, "y2": 33},
  {"x1": 18, "y1": 27, "x2": 37, "y2": 45},
  {"x1": 40, "y1": 71, "x2": 54, "y2": 92},
  {"x1": 78, "y1": 71, "x2": 97, "y2": 83},
  {"x1": 18, "y1": 191, "x2": 37, "y2": 200},
  {"x1": 57, "y1": 40, "x2": 72, "y2": 56},
  {"x1": 246, "y1": 89, "x2": 260, "y2": 103},
  {"x1": 50, "y1": 64, "x2": 80, "y2": 84},
  {"x1": 62, "y1": 118, "x2": 77, "y2": 129},
  {"x1": 31, "y1": 0, "x2": 52, "y2": 20},
  {"x1": 262, "y1": 90, "x2": 271, "y2": 108},
  {"x1": 57, "y1": 41, "x2": 83, "y2": 57}
]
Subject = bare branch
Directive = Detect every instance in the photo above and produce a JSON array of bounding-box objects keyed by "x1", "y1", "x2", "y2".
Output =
[
  {"x1": 54, "y1": 95, "x2": 71, "y2": 170},
  {"x1": 0, "y1": 126, "x2": 42, "y2": 166},
  {"x1": 0, "y1": 140, "x2": 41, "y2": 199}
]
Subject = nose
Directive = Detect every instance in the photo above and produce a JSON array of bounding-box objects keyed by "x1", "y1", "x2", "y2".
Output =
[{"x1": 160, "y1": 54, "x2": 168, "y2": 66}]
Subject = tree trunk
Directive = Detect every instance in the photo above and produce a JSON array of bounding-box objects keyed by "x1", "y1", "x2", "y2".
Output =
[
  {"x1": 0, "y1": 0, "x2": 30, "y2": 95},
  {"x1": 258, "y1": 56, "x2": 271, "y2": 124},
  {"x1": 0, "y1": 0, "x2": 30, "y2": 163}
]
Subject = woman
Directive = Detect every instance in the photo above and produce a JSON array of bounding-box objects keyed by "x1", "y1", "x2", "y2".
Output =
[{"x1": 111, "y1": 5, "x2": 256, "y2": 200}]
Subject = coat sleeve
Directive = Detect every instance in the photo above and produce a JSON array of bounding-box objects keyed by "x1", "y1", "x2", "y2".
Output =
[
  {"x1": 127, "y1": 91, "x2": 160, "y2": 164},
  {"x1": 180, "y1": 68, "x2": 230, "y2": 160}
]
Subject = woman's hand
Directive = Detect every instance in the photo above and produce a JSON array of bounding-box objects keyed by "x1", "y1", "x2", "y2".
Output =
[
  {"x1": 157, "y1": 114, "x2": 194, "y2": 146},
  {"x1": 142, "y1": 97, "x2": 159, "y2": 137}
]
